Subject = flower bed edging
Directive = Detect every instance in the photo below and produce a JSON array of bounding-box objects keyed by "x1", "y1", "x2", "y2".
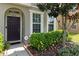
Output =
[{"x1": 23, "y1": 45, "x2": 33, "y2": 56}]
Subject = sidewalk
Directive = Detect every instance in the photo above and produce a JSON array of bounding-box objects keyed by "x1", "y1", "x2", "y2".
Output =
[{"x1": 4, "y1": 43, "x2": 29, "y2": 56}]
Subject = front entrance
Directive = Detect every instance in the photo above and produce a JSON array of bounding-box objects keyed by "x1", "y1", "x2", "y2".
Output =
[
  {"x1": 5, "y1": 8, "x2": 23, "y2": 43},
  {"x1": 7, "y1": 16, "x2": 20, "y2": 41}
]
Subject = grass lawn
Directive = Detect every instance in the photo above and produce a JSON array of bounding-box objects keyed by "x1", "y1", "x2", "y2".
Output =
[{"x1": 69, "y1": 33, "x2": 79, "y2": 43}]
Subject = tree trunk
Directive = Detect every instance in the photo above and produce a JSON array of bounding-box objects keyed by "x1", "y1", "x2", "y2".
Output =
[{"x1": 62, "y1": 15, "x2": 67, "y2": 47}]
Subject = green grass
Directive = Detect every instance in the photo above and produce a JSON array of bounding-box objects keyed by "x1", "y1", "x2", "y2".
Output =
[{"x1": 69, "y1": 33, "x2": 79, "y2": 43}]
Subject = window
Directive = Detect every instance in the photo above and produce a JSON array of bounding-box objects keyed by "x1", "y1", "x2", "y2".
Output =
[
  {"x1": 32, "y1": 13, "x2": 41, "y2": 33},
  {"x1": 48, "y1": 17, "x2": 54, "y2": 31},
  {"x1": 71, "y1": 23, "x2": 77, "y2": 29}
]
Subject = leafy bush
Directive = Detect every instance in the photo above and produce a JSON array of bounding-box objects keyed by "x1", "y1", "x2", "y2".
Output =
[
  {"x1": 29, "y1": 30, "x2": 63, "y2": 51},
  {"x1": 4, "y1": 41, "x2": 10, "y2": 50},
  {"x1": 58, "y1": 44, "x2": 79, "y2": 56},
  {"x1": 29, "y1": 33, "x2": 44, "y2": 51},
  {"x1": 0, "y1": 32, "x2": 4, "y2": 53}
]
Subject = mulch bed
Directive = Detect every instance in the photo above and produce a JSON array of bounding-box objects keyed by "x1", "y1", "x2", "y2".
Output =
[{"x1": 24, "y1": 42, "x2": 74, "y2": 56}]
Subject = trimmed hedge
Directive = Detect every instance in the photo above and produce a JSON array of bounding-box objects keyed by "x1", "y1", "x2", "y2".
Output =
[
  {"x1": 0, "y1": 32, "x2": 4, "y2": 53},
  {"x1": 29, "y1": 30, "x2": 63, "y2": 51}
]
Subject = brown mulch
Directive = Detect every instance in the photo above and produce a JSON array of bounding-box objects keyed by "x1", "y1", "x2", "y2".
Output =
[
  {"x1": 25, "y1": 42, "x2": 74, "y2": 56},
  {"x1": 27, "y1": 43, "x2": 63, "y2": 56}
]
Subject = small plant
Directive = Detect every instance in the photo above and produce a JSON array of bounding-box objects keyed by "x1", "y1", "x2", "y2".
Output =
[
  {"x1": 0, "y1": 32, "x2": 4, "y2": 53},
  {"x1": 4, "y1": 41, "x2": 10, "y2": 50}
]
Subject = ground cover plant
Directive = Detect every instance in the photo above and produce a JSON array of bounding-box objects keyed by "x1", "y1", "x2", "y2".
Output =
[{"x1": 0, "y1": 32, "x2": 4, "y2": 53}]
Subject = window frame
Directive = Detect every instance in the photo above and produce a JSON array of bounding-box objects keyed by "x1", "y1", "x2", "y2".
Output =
[
  {"x1": 48, "y1": 16, "x2": 57, "y2": 32},
  {"x1": 71, "y1": 23, "x2": 77, "y2": 29},
  {"x1": 29, "y1": 10, "x2": 44, "y2": 34},
  {"x1": 32, "y1": 13, "x2": 41, "y2": 33}
]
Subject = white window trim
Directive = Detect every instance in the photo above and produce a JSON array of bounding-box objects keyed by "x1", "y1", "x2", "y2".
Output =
[
  {"x1": 54, "y1": 18, "x2": 57, "y2": 31},
  {"x1": 29, "y1": 10, "x2": 44, "y2": 34},
  {"x1": 47, "y1": 16, "x2": 57, "y2": 32}
]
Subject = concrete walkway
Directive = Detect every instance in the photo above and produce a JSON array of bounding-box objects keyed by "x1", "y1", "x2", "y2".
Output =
[{"x1": 4, "y1": 43, "x2": 29, "y2": 56}]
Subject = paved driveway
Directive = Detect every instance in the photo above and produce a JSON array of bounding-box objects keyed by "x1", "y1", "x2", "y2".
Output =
[{"x1": 4, "y1": 43, "x2": 29, "y2": 56}]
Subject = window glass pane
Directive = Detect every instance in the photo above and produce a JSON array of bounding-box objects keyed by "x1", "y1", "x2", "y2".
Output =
[
  {"x1": 48, "y1": 24, "x2": 54, "y2": 31},
  {"x1": 36, "y1": 14, "x2": 40, "y2": 19},
  {"x1": 48, "y1": 16, "x2": 55, "y2": 31},
  {"x1": 33, "y1": 13, "x2": 35, "y2": 19},
  {"x1": 48, "y1": 17, "x2": 54, "y2": 23},
  {"x1": 71, "y1": 24, "x2": 76, "y2": 29},
  {"x1": 33, "y1": 24, "x2": 41, "y2": 33},
  {"x1": 33, "y1": 13, "x2": 41, "y2": 23},
  {"x1": 32, "y1": 13, "x2": 41, "y2": 33}
]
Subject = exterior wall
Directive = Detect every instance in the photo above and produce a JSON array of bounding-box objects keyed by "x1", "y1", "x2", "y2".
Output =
[
  {"x1": 0, "y1": 3, "x2": 48, "y2": 42},
  {"x1": 43, "y1": 12, "x2": 48, "y2": 32},
  {"x1": 0, "y1": 4, "x2": 32, "y2": 41},
  {"x1": 0, "y1": 3, "x2": 31, "y2": 40}
]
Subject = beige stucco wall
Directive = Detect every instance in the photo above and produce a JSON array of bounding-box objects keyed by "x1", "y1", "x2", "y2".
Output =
[
  {"x1": 0, "y1": 3, "x2": 48, "y2": 41},
  {"x1": 0, "y1": 3, "x2": 31, "y2": 40}
]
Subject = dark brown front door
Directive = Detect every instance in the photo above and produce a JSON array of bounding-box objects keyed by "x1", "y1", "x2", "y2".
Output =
[{"x1": 7, "y1": 16, "x2": 20, "y2": 41}]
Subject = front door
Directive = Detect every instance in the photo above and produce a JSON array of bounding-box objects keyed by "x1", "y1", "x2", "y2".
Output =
[{"x1": 7, "y1": 16, "x2": 20, "y2": 41}]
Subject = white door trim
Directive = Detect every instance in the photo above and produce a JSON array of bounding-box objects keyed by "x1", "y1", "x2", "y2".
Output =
[{"x1": 4, "y1": 8, "x2": 23, "y2": 43}]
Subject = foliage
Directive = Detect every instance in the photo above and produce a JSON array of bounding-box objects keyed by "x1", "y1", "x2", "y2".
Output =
[
  {"x1": 37, "y1": 3, "x2": 76, "y2": 17},
  {"x1": 58, "y1": 44, "x2": 79, "y2": 56},
  {"x1": 37, "y1": 3, "x2": 77, "y2": 46},
  {"x1": 4, "y1": 41, "x2": 10, "y2": 50},
  {"x1": 29, "y1": 30, "x2": 63, "y2": 51},
  {"x1": 0, "y1": 32, "x2": 4, "y2": 53},
  {"x1": 29, "y1": 33, "x2": 46, "y2": 51}
]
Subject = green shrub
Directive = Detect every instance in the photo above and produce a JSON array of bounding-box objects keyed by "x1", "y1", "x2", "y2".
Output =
[
  {"x1": 29, "y1": 30, "x2": 63, "y2": 51},
  {"x1": 29, "y1": 33, "x2": 46, "y2": 51},
  {"x1": 0, "y1": 32, "x2": 4, "y2": 53},
  {"x1": 58, "y1": 44, "x2": 79, "y2": 56},
  {"x1": 4, "y1": 41, "x2": 10, "y2": 50}
]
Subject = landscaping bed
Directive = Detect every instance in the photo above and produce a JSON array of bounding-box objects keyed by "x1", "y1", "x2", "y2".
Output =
[
  {"x1": 25, "y1": 42, "x2": 74, "y2": 56},
  {"x1": 24, "y1": 30, "x2": 79, "y2": 56},
  {"x1": 27, "y1": 43, "x2": 62, "y2": 56},
  {"x1": 24, "y1": 30, "x2": 63, "y2": 56}
]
